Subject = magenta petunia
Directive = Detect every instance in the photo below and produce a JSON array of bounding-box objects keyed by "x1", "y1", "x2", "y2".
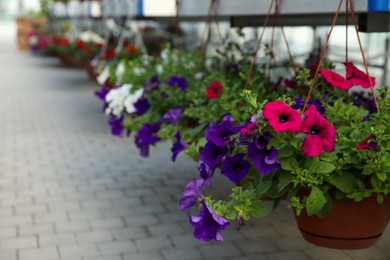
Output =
[
  {"x1": 345, "y1": 62, "x2": 376, "y2": 89},
  {"x1": 263, "y1": 101, "x2": 302, "y2": 133},
  {"x1": 320, "y1": 69, "x2": 353, "y2": 90},
  {"x1": 301, "y1": 105, "x2": 336, "y2": 157},
  {"x1": 357, "y1": 134, "x2": 380, "y2": 151}
]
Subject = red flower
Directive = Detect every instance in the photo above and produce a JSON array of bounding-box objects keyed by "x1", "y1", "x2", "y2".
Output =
[
  {"x1": 126, "y1": 45, "x2": 137, "y2": 54},
  {"x1": 357, "y1": 134, "x2": 380, "y2": 151},
  {"x1": 59, "y1": 38, "x2": 70, "y2": 47},
  {"x1": 84, "y1": 48, "x2": 93, "y2": 56},
  {"x1": 52, "y1": 35, "x2": 61, "y2": 44},
  {"x1": 95, "y1": 42, "x2": 103, "y2": 49},
  {"x1": 345, "y1": 62, "x2": 376, "y2": 89},
  {"x1": 301, "y1": 105, "x2": 336, "y2": 157},
  {"x1": 320, "y1": 69, "x2": 352, "y2": 90},
  {"x1": 241, "y1": 123, "x2": 258, "y2": 137},
  {"x1": 206, "y1": 80, "x2": 223, "y2": 99},
  {"x1": 284, "y1": 78, "x2": 297, "y2": 89},
  {"x1": 263, "y1": 101, "x2": 302, "y2": 133},
  {"x1": 76, "y1": 39, "x2": 85, "y2": 49},
  {"x1": 103, "y1": 49, "x2": 116, "y2": 60}
]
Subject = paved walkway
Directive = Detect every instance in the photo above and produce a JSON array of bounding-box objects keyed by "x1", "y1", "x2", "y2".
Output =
[{"x1": 0, "y1": 22, "x2": 389, "y2": 260}]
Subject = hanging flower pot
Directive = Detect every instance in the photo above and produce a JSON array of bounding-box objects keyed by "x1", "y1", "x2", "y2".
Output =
[{"x1": 295, "y1": 192, "x2": 390, "y2": 249}]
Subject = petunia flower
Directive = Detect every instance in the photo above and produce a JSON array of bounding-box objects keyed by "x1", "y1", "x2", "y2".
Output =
[
  {"x1": 168, "y1": 76, "x2": 189, "y2": 91},
  {"x1": 95, "y1": 86, "x2": 109, "y2": 101},
  {"x1": 126, "y1": 45, "x2": 137, "y2": 54},
  {"x1": 240, "y1": 122, "x2": 258, "y2": 137},
  {"x1": 171, "y1": 131, "x2": 188, "y2": 162},
  {"x1": 206, "y1": 80, "x2": 223, "y2": 99},
  {"x1": 144, "y1": 75, "x2": 160, "y2": 92},
  {"x1": 108, "y1": 115, "x2": 124, "y2": 137},
  {"x1": 221, "y1": 153, "x2": 252, "y2": 184},
  {"x1": 59, "y1": 38, "x2": 70, "y2": 47},
  {"x1": 247, "y1": 136, "x2": 281, "y2": 174},
  {"x1": 293, "y1": 97, "x2": 325, "y2": 115},
  {"x1": 179, "y1": 179, "x2": 204, "y2": 212},
  {"x1": 134, "y1": 98, "x2": 150, "y2": 115},
  {"x1": 123, "y1": 89, "x2": 144, "y2": 114},
  {"x1": 190, "y1": 200, "x2": 230, "y2": 242},
  {"x1": 105, "y1": 84, "x2": 132, "y2": 117},
  {"x1": 320, "y1": 69, "x2": 353, "y2": 90},
  {"x1": 104, "y1": 49, "x2": 116, "y2": 60},
  {"x1": 284, "y1": 78, "x2": 297, "y2": 89},
  {"x1": 345, "y1": 62, "x2": 376, "y2": 89},
  {"x1": 206, "y1": 114, "x2": 240, "y2": 147},
  {"x1": 134, "y1": 123, "x2": 161, "y2": 157},
  {"x1": 301, "y1": 105, "x2": 336, "y2": 157},
  {"x1": 161, "y1": 108, "x2": 182, "y2": 126},
  {"x1": 263, "y1": 101, "x2": 302, "y2": 133},
  {"x1": 357, "y1": 134, "x2": 380, "y2": 151},
  {"x1": 76, "y1": 39, "x2": 85, "y2": 49},
  {"x1": 198, "y1": 141, "x2": 227, "y2": 186}
]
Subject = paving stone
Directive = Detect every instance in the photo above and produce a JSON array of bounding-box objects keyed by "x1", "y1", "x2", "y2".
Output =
[
  {"x1": 77, "y1": 230, "x2": 114, "y2": 244},
  {"x1": 84, "y1": 256, "x2": 122, "y2": 260},
  {"x1": 59, "y1": 244, "x2": 100, "y2": 258},
  {"x1": 19, "y1": 223, "x2": 54, "y2": 236},
  {"x1": 162, "y1": 246, "x2": 203, "y2": 260},
  {"x1": 266, "y1": 250, "x2": 312, "y2": 260},
  {"x1": 198, "y1": 242, "x2": 242, "y2": 258},
  {"x1": 90, "y1": 218, "x2": 125, "y2": 230},
  {"x1": 147, "y1": 223, "x2": 184, "y2": 236},
  {"x1": 39, "y1": 233, "x2": 77, "y2": 247},
  {"x1": 19, "y1": 247, "x2": 58, "y2": 260},
  {"x1": 15, "y1": 204, "x2": 48, "y2": 215},
  {"x1": 122, "y1": 252, "x2": 165, "y2": 260},
  {"x1": 136, "y1": 236, "x2": 174, "y2": 251},
  {"x1": 111, "y1": 226, "x2": 149, "y2": 240},
  {"x1": 55, "y1": 221, "x2": 91, "y2": 233},
  {"x1": 98, "y1": 240, "x2": 137, "y2": 255},
  {"x1": 123, "y1": 215, "x2": 159, "y2": 227},
  {"x1": 0, "y1": 250, "x2": 17, "y2": 260},
  {"x1": 0, "y1": 236, "x2": 37, "y2": 250},
  {"x1": 0, "y1": 227, "x2": 17, "y2": 239}
]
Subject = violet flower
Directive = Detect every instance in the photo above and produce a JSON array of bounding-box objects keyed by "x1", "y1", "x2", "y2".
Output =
[
  {"x1": 168, "y1": 76, "x2": 189, "y2": 90},
  {"x1": 95, "y1": 86, "x2": 109, "y2": 101},
  {"x1": 206, "y1": 114, "x2": 240, "y2": 147},
  {"x1": 247, "y1": 136, "x2": 281, "y2": 174},
  {"x1": 190, "y1": 200, "x2": 230, "y2": 242},
  {"x1": 134, "y1": 98, "x2": 150, "y2": 115},
  {"x1": 198, "y1": 141, "x2": 227, "y2": 186},
  {"x1": 134, "y1": 123, "x2": 161, "y2": 157},
  {"x1": 161, "y1": 108, "x2": 182, "y2": 126},
  {"x1": 144, "y1": 75, "x2": 160, "y2": 92},
  {"x1": 221, "y1": 153, "x2": 252, "y2": 184},
  {"x1": 171, "y1": 131, "x2": 188, "y2": 162},
  {"x1": 179, "y1": 179, "x2": 204, "y2": 212},
  {"x1": 293, "y1": 97, "x2": 325, "y2": 115},
  {"x1": 108, "y1": 115, "x2": 124, "y2": 137}
]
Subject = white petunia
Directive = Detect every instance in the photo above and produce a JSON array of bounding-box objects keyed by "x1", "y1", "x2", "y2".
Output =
[
  {"x1": 97, "y1": 66, "x2": 110, "y2": 85},
  {"x1": 133, "y1": 67, "x2": 146, "y2": 76},
  {"x1": 156, "y1": 64, "x2": 164, "y2": 74},
  {"x1": 105, "y1": 84, "x2": 133, "y2": 116},
  {"x1": 124, "y1": 89, "x2": 144, "y2": 114},
  {"x1": 115, "y1": 62, "x2": 125, "y2": 83}
]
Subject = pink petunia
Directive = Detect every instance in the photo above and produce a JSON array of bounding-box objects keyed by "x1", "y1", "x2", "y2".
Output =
[
  {"x1": 320, "y1": 69, "x2": 353, "y2": 90},
  {"x1": 263, "y1": 101, "x2": 302, "y2": 133},
  {"x1": 301, "y1": 105, "x2": 336, "y2": 157},
  {"x1": 344, "y1": 62, "x2": 376, "y2": 89},
  {"x1": 357, "y1": 133, "x2": 380, "y2": 151}
]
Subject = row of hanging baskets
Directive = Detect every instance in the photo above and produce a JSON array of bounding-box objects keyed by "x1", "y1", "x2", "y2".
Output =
[{"x1": 29, "y1": 0, "x2": 390, "y2": 250}]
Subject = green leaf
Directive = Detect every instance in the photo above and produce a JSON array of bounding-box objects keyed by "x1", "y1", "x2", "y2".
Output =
[
  {"x1": 280, "y1": 157, "x2": 299, "y2": 171},
  {"x1": 306, "y1": 186, "x2": 327, "y2": 216},
  {"x1": 316, "y1": 192, "x2": 333, "y2": 218},
  {"x1": 328, "y1": 173, "x2": 357, "y2": 193},
  {"x1": 277, "y1": 174, "x2": 292, "y2": 192},
  {"x1": 312, "y1": 161, "x2": 336, "y2": 174},
  {"x1": 304, "y1": 157, "x2": 319, "y2": 173},
  {"x1": 256, "y1": 180, "x2": 273, "y2": 196},
  {"x1": 251, "y1": 200, "x2": 268, "y2": 217},
  {"x1": 377, "y1": 193, "x2": 384, "y2": 204},
  {"x1": 319, "y1": 152, "x2": 338, "y2": 163},
  {"x1": 377, "y1": 170, "x2": 387, "y2": 182},
  {"x1": 278, "y1": 147, "x2": 294, "y2": 159},
  {"x1": 362, "y1": 165, "x2": 376, "y2": 175}
]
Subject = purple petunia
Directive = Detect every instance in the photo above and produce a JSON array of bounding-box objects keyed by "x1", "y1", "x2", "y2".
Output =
[
  {"x1": 161, "y1": 108, "x2": 183, "y2": 126},
  {"x1": 168, "y1": 76, "x2": 189, "y2": 90},
  {"x1": 134, "y1": 123, "x2": 161, "y2": 157},
  {"x1": 221, "y1": 153, "x2": 252, "y2": 184},
  {"x1": 179, "y1": 179, "x2": 204, "y2": 212},
  {"x1": 134, "y1": 98, "x2": 150, "y2": 115},
  {"x1": 206, "y1": 114, "x2": 240, "y2": 147},
  {"x1": 293, "y1": 97, "x2": 325, "y2": 115},
  {"x1": 247, "y1": 136, "x2": 281, "y2": 174},
  {"x1": 190, "y1": 200, "x2": 230, "y2": 242},
  {"x1": 108, "y1": 115, "x2": 124, "y2": 137},
  {"x1": 198, "y1": 141, "x2": 227, "y2": 186},
  {"x1": 352, "y1": 92, "x2": 376, "y2": 114},
  {"x1": 95, "y1": 86, "x2": 109, "y2": 101},
  {"x1": 144, "y1": 75, "x2": 160, "y2": 92},
  {"x1": 171, "y1": 131, "x2": 188, "y2": 162}
]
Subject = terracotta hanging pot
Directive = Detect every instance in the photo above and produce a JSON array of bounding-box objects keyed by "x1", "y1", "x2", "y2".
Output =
[{"x1": 294, "y1": 193, "x2": 390, "y2": 249}]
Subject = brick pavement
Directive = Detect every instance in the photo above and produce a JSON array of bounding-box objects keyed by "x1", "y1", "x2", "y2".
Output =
[{"x1": 0, "y1": 22, "x2": 389, "y2": 260}]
